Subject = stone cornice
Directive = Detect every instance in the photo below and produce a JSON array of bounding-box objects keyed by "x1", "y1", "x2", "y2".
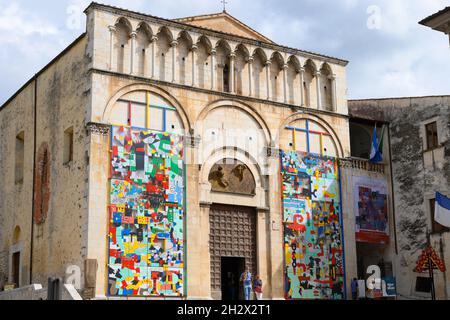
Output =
[{"x1": 89, "y1": 68, "x2": 351, "y2": 121}]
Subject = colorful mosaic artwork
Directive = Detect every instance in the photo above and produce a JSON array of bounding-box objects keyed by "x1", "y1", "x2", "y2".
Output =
[
  {"x1": 281, "y1": 151, "x2": 345, "y2": 300},
  {"x1": 108, "y1": 126, "x2": 185, "y2": 297},
  {"x1": 353, "y1": 176, "x2": 389, "y2": 244}
]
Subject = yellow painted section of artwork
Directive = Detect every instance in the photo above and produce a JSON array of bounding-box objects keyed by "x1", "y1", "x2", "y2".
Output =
[{"x1": 146, "y1": 92, "x2": 150, "y2": 129}]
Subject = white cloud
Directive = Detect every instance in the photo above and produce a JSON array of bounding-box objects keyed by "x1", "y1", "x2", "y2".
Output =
[{"x1": 0, "y1": 2, "x2": 58, "y2": 41}]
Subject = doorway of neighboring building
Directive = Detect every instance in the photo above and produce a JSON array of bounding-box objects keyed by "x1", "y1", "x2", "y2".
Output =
[
  {"x1": 12, "y1": 251, "x2": 20, "y2": 288},
  {"x1": 221, "y1": 257, "x2": 245, "y2": 300}
]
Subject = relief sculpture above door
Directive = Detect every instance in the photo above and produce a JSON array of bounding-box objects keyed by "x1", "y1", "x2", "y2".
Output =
[{"x1": 208, "y1": 159, "x2": 256, "y2": 195}]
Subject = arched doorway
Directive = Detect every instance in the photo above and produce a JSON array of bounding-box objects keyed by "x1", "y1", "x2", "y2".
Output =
[{"x1": 207, "y1": 158, "x2": 258, "y2": 300}]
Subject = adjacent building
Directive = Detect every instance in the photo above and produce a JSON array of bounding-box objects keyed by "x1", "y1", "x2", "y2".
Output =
[{"x1": 349, "y1": 96, "x2": 450, "y2": 299}]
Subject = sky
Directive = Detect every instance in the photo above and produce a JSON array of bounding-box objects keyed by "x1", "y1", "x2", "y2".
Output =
[{"x1": 0, "y1": 0, "x2": 449, "y2": 105}]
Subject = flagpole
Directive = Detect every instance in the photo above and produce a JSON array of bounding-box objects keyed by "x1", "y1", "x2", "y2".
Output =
[
  {"x1": 439, "y1": 237, "x2": 448, "y2": 299},
  {"x1": 427, "y1": 231, "x2": 436, "y2": 300}
]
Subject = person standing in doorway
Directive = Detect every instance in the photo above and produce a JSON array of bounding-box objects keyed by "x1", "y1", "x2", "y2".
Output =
[
  {"x1": 240, "y1": 267, "x2": 253, "y2": 300},
  {"x1": 351, "y1": 278, "x2": 359, "y2": 300},
  {"x1": 254, "y1": 275, "x2": 263, "y2": 300}
]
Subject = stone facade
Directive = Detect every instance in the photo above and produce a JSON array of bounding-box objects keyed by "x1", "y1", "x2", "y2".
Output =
[
  {"x1": 349, "y1": 96, "x2": 450, "y2": 299},
  {"x1": 0, "y1": 3, "x2": 398, "y2": 300}
]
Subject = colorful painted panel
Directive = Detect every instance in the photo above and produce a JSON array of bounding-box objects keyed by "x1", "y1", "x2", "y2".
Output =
[
  {"x1": 353, "y1": 176, "x2": 389, "y2": 244},
  {"x1": 281, "y1": 151, "x2": 345, "y2": 300},
  {"x1": 108, "y1": 126, "x2": 185, "y2": 297}
]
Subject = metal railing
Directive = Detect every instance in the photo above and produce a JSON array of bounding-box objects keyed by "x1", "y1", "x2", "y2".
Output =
[{"x1": 339, "y1": 157, "x2": 386, "y2": 174}]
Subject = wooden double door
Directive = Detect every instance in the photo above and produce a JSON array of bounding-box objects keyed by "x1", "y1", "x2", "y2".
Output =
[{"x1": 209, "y1": 204, "x2": 257, "y2": 299}]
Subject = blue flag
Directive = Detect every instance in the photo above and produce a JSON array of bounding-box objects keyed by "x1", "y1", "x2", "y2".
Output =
[
  {"x1": 435, "y1": 192, "x2": 450, "y2": 228},
  {"x1": 370, "y1": 126, "x2": 382, "y2": 163}
]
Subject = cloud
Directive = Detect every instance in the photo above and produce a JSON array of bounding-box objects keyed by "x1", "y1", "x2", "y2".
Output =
[
  {"x1": 0, "y1": 2, "x2": 58, "y2": 42},
  {"x1": 1, "y1": 0, "x2": 450, "y2": 104}
]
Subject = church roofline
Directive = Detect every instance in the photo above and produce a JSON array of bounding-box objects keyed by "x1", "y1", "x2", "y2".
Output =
[
  {"x1": 419, "y1": 7, "x2": 450, "y2": 28},
  {"x1": 349, "y1": 94, "x2": 450, "y2": 102},
  {"x1": 84, "y1": 2, "x2": 349, "y2": 66}
]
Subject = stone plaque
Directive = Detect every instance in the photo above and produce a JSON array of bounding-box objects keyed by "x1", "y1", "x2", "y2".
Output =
[{"x1": 208, "y1": 159, "x2": 256, "y2": 195}]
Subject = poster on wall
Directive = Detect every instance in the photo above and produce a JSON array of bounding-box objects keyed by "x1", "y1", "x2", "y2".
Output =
[
  {"x1": 353, "y1": 176, "x2": 389, "y2": 244},
  {"x1": 281, "y1": 151, "x2": 345, "y2": 300},
  {"x1": 108, "y1": 126, "x2": 185, "y2": 297}
]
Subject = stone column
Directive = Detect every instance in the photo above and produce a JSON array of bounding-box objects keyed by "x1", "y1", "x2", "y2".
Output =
[
  {"x1": 191, "y1": 44, "x2": 198, "y2": 87},
  {"x1": 130, "y1": 31, "x2": 137, "y2": 75},
  {"x1": 171, "y1": 40, "x2": 179, "y2": 83},
  {"x1": 315, "y1": 71, "x2": 322, "y2": 110},
  {"x1": 266, "y1": 153, "x2": 284, "y2": 299},
  {"x1": 85, "y1": 123, "x2": 111, "y2": 298},
  {"x1": 151, "y1": 36, "x2": 158, "y2": 79},
  {"x1": 229, "y1": 53, "x2": 236, "y2": 93},
  {"x1": 256, "y1": 207, "x2": 270, "y2": 299},
  {"x1": 282, "y1": 64, "x2": 288, "y2": 104},
  {"x1": 108, "y1": 26, "x2": 116, "y2": 71},
  {"x1": 265, "y1": 60, "x2": 272, "y2": 100},
  {"x1": 210, "y1": 49, "x2": 217, "y2": 90},
  {"x1": 299, "y1": 67, "x2": 305, "y2": 107},
  {"x1": 247, "y1": 56, "x2": 254, "y2": 97},
  {"x1": 330, "y1": 74, "x2": 337, "y2": 112}
]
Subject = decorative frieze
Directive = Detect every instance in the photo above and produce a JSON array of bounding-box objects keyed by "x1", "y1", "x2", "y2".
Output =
[{"x1": 86, "y1": 122, "x2": 111, "y2": 136}]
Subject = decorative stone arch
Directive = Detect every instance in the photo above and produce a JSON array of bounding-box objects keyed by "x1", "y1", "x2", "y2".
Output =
[
  {"x1": 319, "y1": 62, "x2": 334, "y2": 111},
  {"x1": 197, "y1": 35, "x2": 213, "y2": 50},
  {"x1": 195, "y1": 99, "x2": 272, "y2": 146},
  {"x1": 252, "y1": 47, "x2": 268, "y2": 62},
  {"x1": 279, "y1": 112, "x2": 345, "y2": 158},
  {"x1": 269, "y1": 52, "x2": 285, "y2": 102},
  {"x1": 319, "y1": 61, "x2": 334, "y2": 75},
  {"x1": 176, "y1": 30, "x2": 193, "y2": 46},
  {"x1": 136, "y1": 21, "x2": 153, "y2": 37},
  {"x1": 235, "y1": 43, "x2": 251, "y2": 58},
  {"x1": 114, "y1": 17, "x2": 133, "y2": 33},
  {"x1": 270, "y1": 51, "x2": 285, "y2": 66},
  {"x1": 199, "y1": 147, "x2": 267, "y2": 209},
  {"x1": 214, "y1": 39, "x2": 232, "y2": 52},
  {"x1": 156, "y1": 25, "x2": 174, "y2": 42},
  {"x1": 303, "y1": 58, "x2": 318, "y2": 73},
  {"x1": 287, "y1": 55, "x2": 301, "y2": 70},
  {"x1": 101, "y1": 83, "x2": 192, "y2": 134}
]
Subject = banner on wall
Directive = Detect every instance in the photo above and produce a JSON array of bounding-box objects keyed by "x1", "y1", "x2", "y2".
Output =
[
  {"x1": 107, "y1": 126, "x2": 185, "y2": 297},
  {"x1": 353, "y1": 176, "x2": 389, "y2": 244},
  {"x1": 281, "y1": 151, "x2": 345, "y2": 300}
]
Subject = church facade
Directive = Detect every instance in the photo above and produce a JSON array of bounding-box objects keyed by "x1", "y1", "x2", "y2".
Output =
[{"x1": 0, "y1": 3, "x2": 398, "y2": 300}]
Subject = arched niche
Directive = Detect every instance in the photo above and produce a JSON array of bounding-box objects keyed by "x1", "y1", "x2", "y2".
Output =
[
  {"x1": 208, "y1": 158, "x2": 256, "y2": 196},
  {"x1": 195, "y1": 100, "x2": 271, "y2": 175},
  {"x1": 12, "y1": 226, "x2": 21, "y2": 245},
  {"x1": 199, "y1": 148, "x2": 267, "y2": 210},
  {"x1": 279, "y1": 113, "x2": 344, "y2": 158},
  {"x1": 102, "y1": 84, "x2": 191, "y2": 134}
]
